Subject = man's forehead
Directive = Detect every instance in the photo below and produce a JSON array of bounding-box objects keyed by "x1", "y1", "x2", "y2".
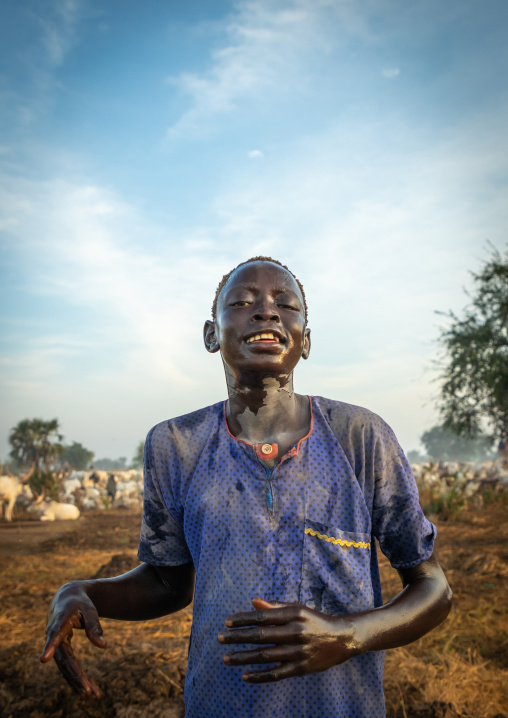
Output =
[{"x1": 223, "y1": 261, "x2": 300, "y2": 295}]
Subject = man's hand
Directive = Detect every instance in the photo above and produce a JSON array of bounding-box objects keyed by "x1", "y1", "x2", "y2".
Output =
[
  {"x1": 40, "y1": 562, "x2": 195, "y2": 699},
  {"x1": 218, "y1": 597, "x2": 356, "y2": 683},
  {"x1": 218, "y1": 554, "x2": 452, "y2": 684},
  {"x1": 40, "y1": 582, "x2": 106, "y2": 699}
]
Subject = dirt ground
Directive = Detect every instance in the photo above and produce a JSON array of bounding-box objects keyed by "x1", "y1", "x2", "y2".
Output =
[{"x1": 0, "y1": 505, "x2": 507, "y2": 718}]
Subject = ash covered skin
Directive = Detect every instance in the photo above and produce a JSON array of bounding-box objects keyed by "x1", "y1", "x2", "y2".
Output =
[{"x1": 203, "y1": 260, "x2": 311, "y2": 458}]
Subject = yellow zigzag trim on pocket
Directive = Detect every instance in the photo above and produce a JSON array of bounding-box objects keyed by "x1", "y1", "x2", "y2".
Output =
[{"x1": 305, "y1": 527, "x2": 370, "y2": 550}]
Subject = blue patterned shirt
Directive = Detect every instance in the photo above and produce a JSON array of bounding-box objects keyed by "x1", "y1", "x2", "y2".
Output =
[{"x1": 138, "y1": 396, "x2": 436, "y2": 718}]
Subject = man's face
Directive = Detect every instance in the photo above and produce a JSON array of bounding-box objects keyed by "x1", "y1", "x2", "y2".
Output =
[{"x1": 205, "y1": 261, "x2": 310, "y2": 377}]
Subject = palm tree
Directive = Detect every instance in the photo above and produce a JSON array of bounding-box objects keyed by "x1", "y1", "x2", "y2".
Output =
[{"x1": 9, "y1": 418, "x2": 64, "y2": 471}]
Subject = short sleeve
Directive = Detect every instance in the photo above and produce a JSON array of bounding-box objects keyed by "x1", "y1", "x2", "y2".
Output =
[
  {"x1": 371, "y1": 423, "x2": 436, "y2": 570},
  {"x1": 137, "y1": 427, "x2": 192, "y2": 567}
]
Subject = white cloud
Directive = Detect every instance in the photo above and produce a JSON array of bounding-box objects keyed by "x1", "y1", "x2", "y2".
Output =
[
  {"x1": 382, "y1": 67, "x2": 400, "y2": 78},
  {"x1": 0, "y1": 170, "x2": 237, "y2": 457},
  {"x1": 166, "y1": 0, "x2": 370, "y2": 140},
  {"x1": 39, "y1": 0, "x2": 83, "y2": 67},
  {"x1": 0, "y1": 175, "x2": 223, "y2": 384},
  {"x1": 247, "y1": 149, "x2": 264, "y2": 158}
]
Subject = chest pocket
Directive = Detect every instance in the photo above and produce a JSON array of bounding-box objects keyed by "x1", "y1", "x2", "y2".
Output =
[{"x1": 299, "y1": 517, "x2": 374, "y2": 615}]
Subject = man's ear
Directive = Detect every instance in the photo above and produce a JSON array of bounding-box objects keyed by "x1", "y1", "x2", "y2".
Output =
[
  {"x1": 203, "y1": 320, "x2": 220, "y2": 353},
  {"x1": 302, "y1": 328, "x2": 311, "y2": 360}
]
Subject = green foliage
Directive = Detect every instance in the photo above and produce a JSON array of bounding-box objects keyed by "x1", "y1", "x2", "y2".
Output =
[
  {"x1": 101, "y1": 495, "x2": 113, "y2": 510},
  {"x1": 421, "y1": 424, "x2": 494, "y2": 461},
  {"x1": 132, "y1": 440, "x2": 145, "y2": 468},
  {"x1": 9, "y1": 418, "x2": 64, "y2": 470},
  {"x1": 30, "y1": 469, "x2": 60, "y2": 501},
  {"x1": 481, "y1": 488, "x2": 508, "y2": 507},
  {"x1": 61, "y1": 442, "x2": 94, "y2": 471},
  {"x1": 419, "y1": 485, "x2": 465, "y2": 520},
  {"x1": 437, "y1": 243, "x2": 508, "y2": 439}
]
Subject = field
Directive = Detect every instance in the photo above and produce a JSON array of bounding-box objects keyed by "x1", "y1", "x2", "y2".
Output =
[{"x1": 1, "y1": 504, "x2": 507, "y2": 718}]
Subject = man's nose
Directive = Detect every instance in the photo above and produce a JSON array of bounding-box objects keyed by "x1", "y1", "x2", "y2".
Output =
[{"x1": 252, "y1": 301, "x2": 280, "y2": 322}]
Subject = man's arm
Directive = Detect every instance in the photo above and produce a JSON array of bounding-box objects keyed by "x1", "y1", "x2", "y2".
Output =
[
  {"x1": 348, "y1": 553, "x2": 452, "y2": 652},
  {"x1": 40, "y1": 562, "x2": 195, "y2": 698},
  {"x1": 218, "y1": 552, "x2": 451, "y2": 683}
]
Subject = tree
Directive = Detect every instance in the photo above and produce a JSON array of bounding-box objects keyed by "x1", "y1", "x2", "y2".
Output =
[
  {"x1": 93, "y1": 457, "x2": 127, "y2": 470},
  {"x1": 406, "y1": 449, "x2": 428, "y2": 464},
  {"x1": 420, "y1": 424, "x2": 494, "y2": 462},
  {"x1": 132, "y1": 440, "x2": 145, "y2": 468},
  {"x1": 9, "y1": 418, "x2": 64, "y2": 470},
  {"x1": 437, "y1": 244, "x2": 508, "y2": 440},
  {"x1": 61, "y1": 442, "x2": 94, "y2": 471}
]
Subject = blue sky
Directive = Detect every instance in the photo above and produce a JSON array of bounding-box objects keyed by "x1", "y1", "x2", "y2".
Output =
[{"x1": 1, "y1": 0, "x2": 507, "y2": 461}]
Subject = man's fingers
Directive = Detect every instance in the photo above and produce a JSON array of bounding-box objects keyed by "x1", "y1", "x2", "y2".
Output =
[
  {"x1": 41, "y1": 609, "x2": 106, "y2": 662},
  {"x1": 54, "y1": 642, "x2": 102, "y2": 699},
  {"x1": 40, "y1": 615, "x2": 77, "y2": 662},
  {"x1": 224, "y1": 644, "x2": 302, "y2": 666},
  {"x1": 224, "y1": 604, "x2": 302, "y2": 628},
  {"x1": 251, "y1": 596, "x2": 287, "y2": 610},
  {"x1": 53, "y1": 642, "x2": 97, "y2": 698},
  {"x1": 40, "y1": 637, "x2": 57, "y2": 663},
  {"x1": 81, "y1": 609, "x2": 107, "y2": 649},
  {"x1": 219, "y1": 624, "x2": 302, "y2": 645},
  {"x1": 242, "y1": 661, "x2": 304, "y2": 683},
  {"x1": 54, "y1": 643, "x2": 91, "y2": 697}
]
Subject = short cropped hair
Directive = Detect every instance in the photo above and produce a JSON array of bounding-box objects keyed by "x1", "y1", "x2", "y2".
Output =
[{"x1": 211, "y1": 256, "x2": 308, "y2": 323}]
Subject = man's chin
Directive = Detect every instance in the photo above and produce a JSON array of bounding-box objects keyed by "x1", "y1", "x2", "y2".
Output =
[{"x1": 225, "y1": 355, "x2": 301, "y2": 378}]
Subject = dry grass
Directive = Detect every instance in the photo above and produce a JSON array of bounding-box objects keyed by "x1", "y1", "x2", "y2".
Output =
[
  {"x1": 1, "y1": 506, "x2": 507, "y2": 717},
  {"x1": 379, "y1": 504, "x2": 508, "y2": 718},
  {"x1": 384, "y1": 648, "x2": 508, "y2": 718}
]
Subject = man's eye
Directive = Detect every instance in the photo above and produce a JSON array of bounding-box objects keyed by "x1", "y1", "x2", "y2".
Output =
[
  {"x1": 279, "y1": 304, "x2": 297, "y2": 310},
  {"x1": 230, "y1": 300, "x2": 250, "y2": 307}
]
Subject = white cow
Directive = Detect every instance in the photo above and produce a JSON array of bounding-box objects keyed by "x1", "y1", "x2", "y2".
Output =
[
  {"x1": 29, "y1": 497, "x2": 80, "y2": 521},
  {"x1": 81, "y1": 486, "x2": 104, "y2": 511},
  {"x1": 63, "y1": 477, "x2": 82, "y2": 495},
  {"x1": 0, "y1": 464, "x2": 35, "y2": 521},
  {"x1": 116, "y1": 480, "x2": 139, "y2": 500}
]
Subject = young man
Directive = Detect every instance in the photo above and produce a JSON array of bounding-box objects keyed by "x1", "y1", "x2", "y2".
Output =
[{"x1": 41, "y1": 257, "x2": 452, "y2": 717}]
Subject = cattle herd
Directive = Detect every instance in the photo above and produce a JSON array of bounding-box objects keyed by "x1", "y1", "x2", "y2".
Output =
[
  {"x1": 410, "y1": 458, "x2": 508, "y2": 506},
  {"x1": 0, "y1": 459, "x2": 507, "y2": 522},
  {"x1": 0, "y1": 465, "x2": 144, "y2": 521}
]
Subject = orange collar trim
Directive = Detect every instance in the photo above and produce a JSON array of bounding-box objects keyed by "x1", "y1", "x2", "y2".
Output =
[{"x1": 223, "y1": 396, "x2": 314, "y2": 462}]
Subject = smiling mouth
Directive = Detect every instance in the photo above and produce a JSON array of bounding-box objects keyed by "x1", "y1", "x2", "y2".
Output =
[{"x1": 245, "y1": 332, "x2": 281, "y2": 344}]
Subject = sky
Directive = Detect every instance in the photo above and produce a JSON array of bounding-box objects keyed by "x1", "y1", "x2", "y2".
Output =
[{"x1": 1, "y1": 0, "x2": 507, "y2": 462}]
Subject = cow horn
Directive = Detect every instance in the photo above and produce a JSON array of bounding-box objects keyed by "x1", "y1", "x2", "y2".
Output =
[
  {"x1": 20, "y1": 463, "x2": 36, "y2": 484},
  {"x1": 34, "y1": 487, "x2": 45, "y2": 504},
  {"x1": 5, "y1": 464, "x2": 14, "y2": 477}
]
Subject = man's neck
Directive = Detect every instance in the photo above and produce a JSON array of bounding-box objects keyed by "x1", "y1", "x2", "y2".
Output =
[{"x1": 224, "y1": 369, "x2": 309, "y2": 447}]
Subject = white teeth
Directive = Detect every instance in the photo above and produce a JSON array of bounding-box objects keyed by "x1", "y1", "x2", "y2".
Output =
[{"x1": 246, "y1": 332, "x2": 278, "y2": 343}]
